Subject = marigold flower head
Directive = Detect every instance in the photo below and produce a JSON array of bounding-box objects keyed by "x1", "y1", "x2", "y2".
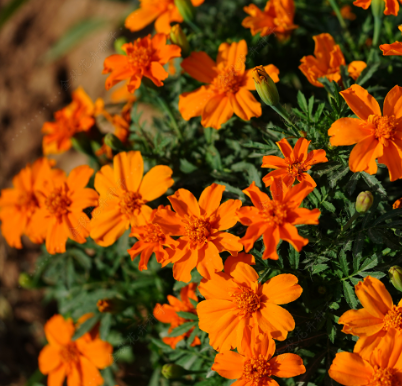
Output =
[
  {"x1": 0, "y1": 158, "x2": 62, "y2": 249},
  {"x1": 380, "y1": 26, "x2": 402, "y2": 56},
  {"x1": 38, "y1": 314, "x2": 113, "y2": 386},
  {"x1": 179, "y1": 40, "x2": 280, "y2": 130},
  {"x1": 153, "y1": 283, "x2": 201, "y2": 349},
  {"x1": 262, "y1": 137, "x2": 328, "y2": 188},
  {"x1": 103, "y1": 34, "x2": 181, "y2": 94},
  {"x1": 329, "y1": 329, "x2": 402, "y2": 386},
  {"x1": 153, "y1": 183, "x2": 243, "y2": 282},
  {"x1": 338, "y1": 276, "x2": 402, "y2": 358},
  {"x1": 394, "y1": 198, "x2": 402, "y2": 209},
  {"x1": 328, "y1": 84, "x2": 402, "y2": 181},
  {"x1": 125, "y1": 0, "x2": 205, "y2": 34},
  {"x1": 299, "y1": 33, "x2": 366, "y2": 87},
  {"x1": 42, "y1": 87, "x2": 95, "y2": 155},
  {"x1": 128, "y1": 206, "x2": 179, "y2": 271},
  {"x1": 90, "y1": 151, "x2": 174, "y2": 247},
  {"x1": 238, "y1": 179, "x2": 320, "y2": 260},
  {"x1": 213, "y1": 327, "x2": 305, "y2": 385},
  {"x1": 27, "y1": 165, "x2": 98, "y2": 254},
  {"x1": 197, "y1": 261, "x2": 303, "y2": 352},
  {"x1": 242, "y1": 0, "x2": 298, "y2": 41},
  {"x1": 353, "y1": 0, "x2": 401, "y2": 16}
]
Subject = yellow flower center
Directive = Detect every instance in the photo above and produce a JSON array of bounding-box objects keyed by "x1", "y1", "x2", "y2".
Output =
[
  {"x1": 243, "y1": 355, "x2": 272, "y2": 383},
  {"x1": 183, "y1": 217, "x2": 212, "y2": 245},
  {"x1": 213, "y1": 66, "x2": 242, "y2": 94},
  {"x1": 60, "y1": 342, "x2": 80, "y2": 364},
  {"x1": 45, "y1": 188, "x2": 71, "y2": 217},
  {"x1": 231, "y1": 287, "x2": 261, "y2": 315},
  {"x1": 260, "y1": 200, "x2": 287, "y2": 226},
  {"x1": 368, "y1": 115, "x2": 396, "y2": 145},
  {"x1": 120, "y1": 192, "x2": 144, "y2": 216},
  {"x1": 126, "y1": 43, "x2": 154, "y2": 69},
  {"x1": 368, "y1": 366, "x2": 400, "y2": 386},
  {"x1": 383, "y1": 305, "x2": 402, "y2": 331},
  {"x1": 142, "y1": 223, "x2": 166, "y2": 244}
]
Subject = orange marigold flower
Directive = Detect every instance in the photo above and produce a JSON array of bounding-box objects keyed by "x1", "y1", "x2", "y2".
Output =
[
  {"x1": 102, "y1": 34, "x2": 181, "y2": 94},
  {"x1": 128, "y1": 206, "x2": 179, "y2": 271},
  {"x1": 153, "y1": 283, "x2": 201, "y2": 349},
  {"x1": 261, "y1": 137, "x2": 328, "y2": 188},
  {"x1": 338, "y1": 276, "x2": 402, "y2": 358},
  {"x1": 28, "y1": 165, "x2": 98, "y2": 254},
  {"x1": 42, "y1": 87, "x2": 95, "y2": 154},
  {"x1": 238, "y1": 179, "x2": 320, "y2": 260},
  {"x1": 125, "y1": 0, "x2": 205, "y2": 34},
  {"x1": 197, "y1": 262, "x2": 303, "y2": 351},
  {"x1": 353, "y1": 0, "x2": 402, "y2": 16},
  {"x1": 90, "y1": 151, "x2": 174, "y2": 247},
  {"x1": 178, "y1": 40, "x2": 280, "y2": 130},
  {"x1": 328, "y1": 84, "x2": 402, "y2": 181},
  {"x1": 0, "y1": 158, "x2": 62, "y2": 249},
  {"x1": 393, "y1": 198, "x2": 402, "y2": 208},
  {"x1": 339, "y1": 5, "x2": 357, "y2": 20},
  {"x1": 38, "y1": 314, "x2": 113, "y2": 386},
  {"x1": 213, "y1": 328, "x2": 305, "y2": 384},
  {"x1": 380, "y1": 26, "x2": 402, "y2": 56},
  {"x1": 329, "y1": 329, "x2": 402, "y2": 386},
  {"x1": 153, "y1": 183, "x2": 243, "y2": 282},
  {"x1": 242, "y1": 0, "x2": 298, "y2": 40},
  {"x1": 299, "y1": 33, "x2": 367, "y2": 87}
]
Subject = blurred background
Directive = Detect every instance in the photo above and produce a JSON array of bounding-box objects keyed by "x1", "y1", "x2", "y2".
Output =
[{"x1": 0, "y1": 0, "x2": 139, "y2": 384}]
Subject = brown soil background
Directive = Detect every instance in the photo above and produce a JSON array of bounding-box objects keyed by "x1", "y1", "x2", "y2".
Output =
[{"x1": 0, "y1": 0, "x2": 139, "y2": 384}]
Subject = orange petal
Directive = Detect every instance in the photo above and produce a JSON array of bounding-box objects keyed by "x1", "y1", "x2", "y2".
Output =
[
  {"x1": 199, "y1": 183, "x2": 226, "y2": 217},
  {"x1": 153, "y1": 303, "x2": 178, "y2": 324},
  {"x1": 262, "y1": 170, "x2": 290, "y2": 187},
  {"x1": 353, "y1": 0, "x2": 372, "y2": 9},
  {"x1": 217, "y1": 40, "x2": 248, "y2": 72},
  {"x1": 353, "y1": 332, "x2": 387, "y2": 360},
  {"x1": 64, "y1": 212, "x2": 90, "y2": 244},
  {"x1": 347, "y1": 61, "x2": 367, "y2": 80},
  {"x1": 212, "y1": 352, "x2": 245, "y2": 379},
  {"x1": 229, "y1": 88, "x2": 262, "y2": 121},
  {"x1": 313, "y1": 33, "x2": 338, "y2": 68},
  {"x1": 329, "y1": 118, "x2": 373, "y2": 146},
  {"x1": 270, "y1": 353, "x2": 306, "y2": 378},
  {"x1": 305, "y1": 149, "x2": 328, "y2": 165},
  {"x1": 258, "y1": 302, "x2": 295, "y2": 340},
  {"x1": 139, "y1": 165, "x2": 174, "y2": 202},
  {"x1": 340, "y1": 84, "x2": 381, "y2": 121},
  {"x1": 46, "y1": 219, "x2": 69, "y2": 254},
  {"x1": 201, "y1": 94, "x2": 234, "y2": 130},
  {"x1": 44, "y1": 315, "x2": 75, "y2": 347},
  {"x1": 67, "y1": 165, "x2": 94, "y2": 192},
  {"x1": 278, "y1": 223, "x2": 309, "y2": 252},
  {"x1": 76, "y1": 337, "x2": 113, "y2": 369},
  {"x1": 113, "y1": 151, "x2": 144, "y2": 193},
  {"x1": 287, "y1": 207, "x2": 321, "y2": 226},
  {"x1": 172, "y1": 248, "x2": 198, "y2": 283},
  {"x1": 224, "y1": 253, "x2": 255, "y2": 275},
  {"x1": 213, "y1": 232, "x2": 243, "y2": 255},
  {"x1": 240, "y1": 220, "x2": 268, "y2": 253},
  {"x1": 94, "y1": 164, "x2": 123, "y2": 198},
  {"x1": 197, "y1": 241, "x2": 224, "y2": 279},
  {"x1": 349, "y1": 136, "x2": 382, "y2": 174},
  {"x1": 339, "y1": 308, "x2": 384, "y2": 337},
  {"x1": 261, "y1": 155, "x2": 288, "y2": 170},
  {"x1": 38, "y1": 345, "x2": 61, "y2": 374},
  {"x1": 380, "y1": 42, "x2": 402, "y2": 56},
  {"x1": 197, "y1": 299, "x2": 237, "y2": 333},
  {"x1": 198, "y1": 273, "x2": 235, "y2": 300},
  {"x1": 328, "y1": 352, "x2": 373, "y2": 386},
  {"x1": 153, "y1": 208, "x2": 184, "y2": 235},
  {"x1": 181, "y1": 52, "x2": 218, "y2": 84},
  {"x1": 262, "y1": 274, "x2": 303, "y2": 305},
  {"x1": 384, "y1": 0, "x2": 399, "y2": 15},
  {"x1": 79, "y1": 355, "x2": 104, "y2": 386},
  {"x1": 292, "y1": 138, "x2": 310, "y2": 162},
  {"x1": 124, "y1": 7, "x2": 160, "y2": 32},
  {"x1": 377, "y1": 139, "x2": 402, "y2": 181},
  {"x1": 383, "y1": 85, "x2": 402, "y2": 120},
  {"x1": 283, "y1": 180, "x2": 315, "y2": 208},
  {"x1": 215, "y1": 199, "x2": 242, "y2": 230},
  {"x1": 47, "y1": 365, "x2": 66, "y2": 386},
  {"x1": 230, "y1": 262, "x2": 259, "y2": 287},
  {"x1": 261, "y1": 225, "x2": 280, "y2": 260},
  {"x1": 276, "y1": 138, "x2": 293, "y2": 158},
  {"x1": 242, "y1": 182, "x2": 270, "y2": 210},
  {"x1": 179, "y1": 86, "x2": 214, "y2": 121},
  {"x1": 168, "y1": 189, "x2": 200, "y2": 218}
]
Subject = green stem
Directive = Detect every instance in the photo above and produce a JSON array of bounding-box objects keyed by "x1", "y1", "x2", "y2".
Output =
[
  {"x1": 270, "y1": 103, "x2": 299, "y2": 136},
  {"x1": 186, "y1": 19, "x2": 202, "y2": 34},
  {"x1": 157, "y1": 96, "x2": 183, "y2": 140},
  {"x1": 342, "y1": 212, "x2": 360, "y2": 232},
  {"x1": 327, "y1": 0, "x2": 346, "y2": 29},
  {"x1": 368, "y1": 0, "x2": 384, "y2": 62}
]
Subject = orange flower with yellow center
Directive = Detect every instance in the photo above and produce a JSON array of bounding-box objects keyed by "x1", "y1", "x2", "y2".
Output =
[
  {"x1": 380, "y1": 26, "x2": 402, "y2": 56},
  {"x1": 153, "y1": 183, "x2": 243, "y2": 282},
  {"x1": 238, "y1": 179, "x2": 320, "y2": 260},
  {"x1": 178, "y1": 40, "x2": 280, "y2": 130},
  {"x1": 213, "y1": 328, "x2": 306, "y2": 386},
  {"x1": 42, "y1": 87, "x2": 95, "y2": 154},
  {"x1": 28, "y1": 165, "x2": 98, "y2": 254},
  {"x1": 299, "y1": 33, "x2": 366, "y2": 87},
  {"x1": 328, "y1": 84, "x2": 402, "y2": 181},
  {"x1": 353, "y1": 0, "x2": 402, "y2": 16},
  {"x1": 339, "y1": 276, "x2": 402, "y2": 358},
  {"x1": 90, "y1": 151, "x2": 174, "y2": 247},
  {"x1": 38, "y1": 314, "x2": 113, "y2": 386},
  {"x1": 197, "y1": 261, "x2": 303, "y2": 352},
  {"x1": 262, "y1": 137, "x2": 328, "y2": 188},
  {"x1": 153, "y1": 283, "x2": 201, "y2": 349},
  {"x1": 125, "y1": 0, "x2": 205, "y2": 34},
  {"x1": 242, "y1": 0, "x2": 298, "y2": 41},
  {"x1": 103, "y1": 34, "x2": 181, "y2": 94},
  {"x1": 329, "y1": 329, "x2": 402, "y2": 386},
  {"x1": 0, "y1": 158, "x2": 63, "y2": 249},
  {"x1": 128, "y1": 206, "x2": 179, "y2": 271}
]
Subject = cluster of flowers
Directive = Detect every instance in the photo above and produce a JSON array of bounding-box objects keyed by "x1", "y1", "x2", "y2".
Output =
[{"x1": 2, "y1": 0, "x2": 402, "y2": 385}]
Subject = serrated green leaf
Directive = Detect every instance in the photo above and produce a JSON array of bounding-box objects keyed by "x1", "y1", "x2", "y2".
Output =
[
  {"x1": 312, "y1": 264, "x2": 329, "y2": 274},
  {"x1": 176, "y1": 311, "x2": 198, "y2": 320},
  {"x1": 322, "y1": 201, "x2": 336, "y2": 213},
  {"x1": 338, "y1": 250, "x2": 349, "y2": 276},
  {"x1": 168, "y1": 321, "x2": 197, "y2": 337},
  {"x1": 297, "y1": 91, "x2": 308, "y2": 112},
  {"x1": 343, "y1": 281, "x2": 358, "y2": 308},
  {"x1": 180, "y1": 159, "x2": 198, "y2": 174}
]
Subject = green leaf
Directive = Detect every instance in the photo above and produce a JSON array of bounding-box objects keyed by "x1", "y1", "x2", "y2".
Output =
[
  {"x1": 100, "y1": 313, "x2": 112, "y2": 341},
  {"x1": 338, "y1": 250, "x2": 349, "y2": 276},
  {"x1": 288, "y1": 246, "x2": 300, "y2": 269},
  {"x1": 322, "y1": 201, "x2": 336, "y2": 213},
  {"x1": 356, "y1": 62, "x2": 380, "y2": 87},
  {"x1": 343, "y1": 281, "x2": 358, "y2": 308},
  {"x1": 148, "y1": 366, "x2": 162, "y2": 386},
  {"x1": 232, "y1": 162, "x2": 262, "y2": 187},
  {"x1": 215, "y1": 181, "x2": 245, "y2": 201},
  {"x1": 180, "y1": 159, "x2": 198, "y2": 174},
  {"x1": 0, "y1": 0, "x2": 29, "y2": 29},
  {"x1": 168, "y1": 321, "x2": 197, "y2": 337},
  {"x1": 189, "y1": 298, "x2": 198, "y2": 308},
  {"x1": 176, "y1": 311, "x2": 198, "y2": 320},
  {"x1": 206, "y1": 145, "x2": 222, "y2": 171},
  {"x1": 361, "y1": 172, "x2": 386, "y2": 196},
  {"x1": 70, "y1": 249, "x2": 92, "y2": 270},
  {"x1": 297, "y1": 91, "x2": 308, "y2": 112},
  {"x1": 73, "y1": 314, "x2": 100, "y2": 340},
  {"x1": 372, "y1": 208, "x2": 402, "y2": 227},
  {"x1": 187, "y1": 325, "x2": 200, "y2": 347},
  {"x1": 359, "y1": 255, "x2": 379, "y2": 272},
  {"x1": 312, "y1": 264, "x2": 329, "y2": 274},
  {"x1": 329, "y1": 166, "x2": 350, "y2": 189}
]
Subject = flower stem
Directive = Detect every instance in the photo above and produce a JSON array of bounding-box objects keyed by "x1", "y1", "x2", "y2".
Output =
[
  {"x1": 342, "y1": 212, "x2": 360, "y2": 232},
  {"x1": 368, "y1": 0, "x2": 384, "y2": 62},
  {"x1": 270, "y1": 103, "x2": 299, "y2": 136},
  {"x1": 157, "y1": 96, "x2": 183, "y2": 141}
]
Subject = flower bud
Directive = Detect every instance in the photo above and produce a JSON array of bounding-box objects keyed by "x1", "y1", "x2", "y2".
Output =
[
  {"x1": 174, "y1": 0, "x2": 195, "y2": 23},
  {"x1": 104, "y1": 133, "x2": 125, "y2": 151},
  {"x1": 114, "y1": 37, "x2": 128, "y2": 55},
  {"x1": 170, "y1": 24, "x2": 190, "y2": 57},
  {"x1": 389, "y1": 266, "x2": 402, "y2": 292},
  {"x1": 355, "y1": 191, "x2": 374, "y2": 213},
  {"x1": 252, "y1": 66, "x2": 280, "y2": 107},
  {"x1": 97, "y1": 298, "x2": 126, "y2": 314},
  {"x1": 18, "y1": 273, "x2": 35, "y2": 289},
  {"x1": 162, "y1": 364, "x2": 186, "y2": 379}
]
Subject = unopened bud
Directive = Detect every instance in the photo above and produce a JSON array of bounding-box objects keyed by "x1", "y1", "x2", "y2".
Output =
[
  {"x1": 174, "y1": 0, "x2": 195, "y2": 23},
  {"x1": 104, "y1": 133, "x2": 125, "y2": 151},
  {"x1": 389, "y1": 266, "x2": 402, "y2": 292},
  {"x1": 170, "y1": 25, "x2": 190, "y2": 57},
  {"x1": 252, "y1": 66, "x2": 280, "y2": 107},
  {"x1": 97, "y1": 298, "x2": 126, "y2": 314},
  {"x1": 114, "y1": 37, "x2": 128, "y2": 55},
  {"x1": 162, "y1": 364, "x2": 186, "y2": 379},
  {"x1": 18, "y1": 273, "x2": 35, "y2": 289},
  {"x1": 355, "y1": 191, "x2": 374, "y2": 213}
]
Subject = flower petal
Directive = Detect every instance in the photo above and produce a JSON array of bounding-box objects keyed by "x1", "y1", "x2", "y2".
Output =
[
  {"x1": 44, "y1": 315, "x2": 75, "y2": 347},
  {"x1": 270, "y1": 353, "x2": 306, "y2": 378},
  {"x1": 179, "y1": 86, "x2": 214, "y2": 120},
  {"x1": 383, "y1": 85, "x2": 402, "y2": 121},
  {"x1": 215, "y1": 199, "x2": 242, "y2": 230},
  {"x1": 278, "y1": 223, "x2": 309, "y2": 252},
  {"x1": 124, "y1": 7, "x2": 160, "y2": 32},
  {"x1": 38, "y1": 345, "x2": 62, "y2": 374},
  {"x1": 197, "y1": 242, "x2": 224, "y2": 279},
  {"x1": 173, "y1": 248, "x2": 198, "y2": 283},
  {"x1": 139, "y1": 165, "x2": 174, "y2": 202},
  {"x1": 258, "y1": 302, "x2": 295, "y2": 341},
  {"x1": 181, "y1": 52, "x2": 218, "y2": 84},
  {"x1": 199, "y1": 183, "x2": 226, "y2": 217},
  {"x1": 224, "y1": 253, "x2": 256, "y2": 275},
  {"x1": 201, "y1": 94, "x2": 234, "y2": 130},
  {"x1": 113, "y1": 151, "x2": 144, "y2": 193},
  {"x1": 229, "y1": 89, "x2": 261, "y2": 121},
  {"x1": 349, "y1": 136, "x2": 382, "y2": 174},
  {"x1": 377, "y1": 139, "x2": 402, "y2": 181},
  {"x1": 168, "y1": 189, "x2": 200, "y2": 218},
  {"x1": 262, "y1": 274, "x2": 303, "y2": 305},
  {"x1": 230, "y1": 262, "x2": 258, "y2": 287},
  {"x1": 213, "y1": 351, "x2": 246, "y2": 379},
  {"x1": 328, "y1": 118, "x2": 373, "y2": 146},
  {"x1": 339, "y1": 308, "x2": 384, "y2": 336}
]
